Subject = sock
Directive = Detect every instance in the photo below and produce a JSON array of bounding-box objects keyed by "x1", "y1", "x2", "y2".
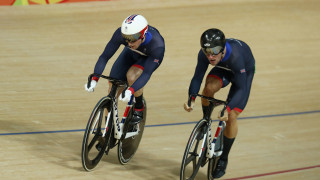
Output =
[
  {"x1": 220, "y1": 136, "x2": 235, "y2": 161},
  {"x1": 202, "y1": 105, "x2": 210, "y2": 119},
  {"x1": 134, "y1": 94, "x2": 144, "y2": 109}
]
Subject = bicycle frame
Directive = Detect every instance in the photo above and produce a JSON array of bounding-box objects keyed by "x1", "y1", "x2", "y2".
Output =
[
  {"x1": 205, "y1": 120, "x2": 225, "y2": 158},
  {"x1": 108, "y1": 95, "x2": 140, "y2": 140},
  {"x1": 189, "y1": 94, "x2": 227, "y2": 159},
  {"x1": 88, "y1": 73, "x2": 140, "y2": 141}
]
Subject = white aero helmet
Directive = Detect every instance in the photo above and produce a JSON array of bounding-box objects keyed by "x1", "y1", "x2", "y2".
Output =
[{"x1": 121, "y1": 14, "x2": 148, "y2": 42}]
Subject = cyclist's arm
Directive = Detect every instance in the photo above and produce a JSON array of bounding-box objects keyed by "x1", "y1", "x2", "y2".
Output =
[
  {"x1": 188, "y1": 50, "x2": 209, "y2": 100},
  {"x1": 93, "y1": 28, "x2": 123, "y2": 81}
]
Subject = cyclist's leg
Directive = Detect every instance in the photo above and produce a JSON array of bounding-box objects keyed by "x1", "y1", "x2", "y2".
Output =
[
  {"x1": 126, "y1": 55, "x2": 163, "y2": 123},
  {"x1": 201, "y1": 67, "x2": 230, "y2": 118},
  {"x1": 214, "y1": 70, "x2": 255, "y2": 178},
  {"x1": 109, "y1": 47, "x2": 135, "y2": 96},
  {"x1": 126, "y1": 65, "x2": 143, "y2": 97},
  {"x1": 125, "y1": 65, "x2": 144, "y2": 124},
  {"x1": 126, "y1": 55, "x2": 162, "y2": 102},
  {"x1": 224, "y1": 69, "x2": 254, "y2": 139}
]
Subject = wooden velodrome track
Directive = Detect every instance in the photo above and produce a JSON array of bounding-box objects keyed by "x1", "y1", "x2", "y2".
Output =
[{"x1": 0, "y1": 0, "x2": 319, "y2": 179}]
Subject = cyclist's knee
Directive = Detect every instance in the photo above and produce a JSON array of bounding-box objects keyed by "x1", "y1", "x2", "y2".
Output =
[
  {"x1": 204, "y1": 77, "x2": 221, "y2": 94},
  {"x1": 126, "y1": 67, "x2": 143, "y2": 85},
  {"x1": 202, "y1": 87, "x2": 216, "y2": 96},
  {"x1": 226, "y1": 110, "x2": 240, "y2": 124}
]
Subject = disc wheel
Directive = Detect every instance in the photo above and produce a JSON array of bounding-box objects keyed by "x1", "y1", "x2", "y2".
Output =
[{"x1": 118, "y1": 99, "x2": 147, "y2": 164}]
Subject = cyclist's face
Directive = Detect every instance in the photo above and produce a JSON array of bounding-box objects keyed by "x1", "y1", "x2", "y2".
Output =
[
  {"x1": 205, "y1": 52, "x2": 223, "y2": 66},
  {"x1": 126, "y1": 38, "x2": 143, "y2": 50},
  {"x1": 202, "y1": 46, "x2": 225, "y2": 66}
]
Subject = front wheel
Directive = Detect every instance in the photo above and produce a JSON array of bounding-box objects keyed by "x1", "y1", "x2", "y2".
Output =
[
  {"x1": 118, "y1": 98, "x2": 147, "y2": 165},
  {"x1": 81, "y1": 97, "x2": 113, "y2": 171},
  {"x1": 180, "y1": 119, "x2": 208, "y2": 180}
]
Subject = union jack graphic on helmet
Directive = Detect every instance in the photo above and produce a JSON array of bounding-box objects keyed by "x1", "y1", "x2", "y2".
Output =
[{"x1": 125, "y1": 15, "x2": 138, "y2": 24}]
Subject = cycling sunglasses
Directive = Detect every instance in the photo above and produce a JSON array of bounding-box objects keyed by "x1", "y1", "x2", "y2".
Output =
[
  {"x1": 122, "y1": 32, "x2": 142, "y2": 43},
  {"x1": 202, "y1": 46, "x2": 224, "y2": 55}
]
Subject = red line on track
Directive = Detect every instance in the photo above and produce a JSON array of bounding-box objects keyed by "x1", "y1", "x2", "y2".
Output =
[{"x1": 225, "y1": 165, "x2": 320, "y2": 180}]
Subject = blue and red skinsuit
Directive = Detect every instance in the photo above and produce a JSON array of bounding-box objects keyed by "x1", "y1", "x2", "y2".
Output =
[
  {"x1": 92, "y1": 25, "x2": 165, "y2": 94},
  {"x1": 188, "y1": 38, "x2": 255, "y2": 113}
]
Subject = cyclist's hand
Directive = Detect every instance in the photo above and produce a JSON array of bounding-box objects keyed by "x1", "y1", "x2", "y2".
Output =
[
  {"x1": 119, "y1": 88, "x2": 134, "y2": 102},
  {"x1": 184, "y1": 100, "x2": 194, "y2": 112},
  {"x1": 85, "y1": 80, "x2": 97, "y2": 92},
  {"x1": 218, "y1": 109, "x2": 228, "y2": 121}
]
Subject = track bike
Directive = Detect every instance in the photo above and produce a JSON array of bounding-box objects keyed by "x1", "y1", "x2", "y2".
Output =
[
  {"x1": 81, "y1": 73, "x2": 147, "y2": 171},
  {"x1": 180, "y1": 94, "x2": 227, "y2": 180}
]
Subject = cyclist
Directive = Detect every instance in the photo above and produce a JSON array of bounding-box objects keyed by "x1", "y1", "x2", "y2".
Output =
[
  {"x1": 85, "y1": 14, "x2": 165, "y2": 124},
  {"x1": 184, "y1": 28, "x2": 255, "y2": 178}
]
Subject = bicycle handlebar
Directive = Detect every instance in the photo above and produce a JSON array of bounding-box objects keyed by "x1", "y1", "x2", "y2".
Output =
[
  {"x1": 188, "y1": 94, "x2": 227, "y2": 117},
  {"x1": 87, "y1": 73, "x2": 128, "y2": 89}
]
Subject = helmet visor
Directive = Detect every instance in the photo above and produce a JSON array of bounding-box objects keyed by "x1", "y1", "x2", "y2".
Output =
[
  {"x1": 122, "y1": 32, "x2": 142, "y2": 43},
  {"x1": 202, "y1": 46, "x2": 223, "y2": 55}
]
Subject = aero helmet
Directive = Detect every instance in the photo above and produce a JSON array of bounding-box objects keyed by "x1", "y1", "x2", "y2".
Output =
[
  {"x1": 200, "y1": 28, "x2": 226, "y2": 55},
  {"x1": 121, "y1": 14, "x2": 148, "y2": 42}
]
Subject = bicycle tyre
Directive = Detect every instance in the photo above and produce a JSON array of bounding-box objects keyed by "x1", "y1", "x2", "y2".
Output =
[
  {"x1": 117, "y1": 98, "x2": 147, "y2": 165},
  {"x1": 81, "y1": 96, "x2": 113, "y2": 171},
  {"x1": 180, "y1": 119, "x2": 208, "y2": 180},
  {"x1": 207, "y1": 156, "x2": 219, "y2": 180}
]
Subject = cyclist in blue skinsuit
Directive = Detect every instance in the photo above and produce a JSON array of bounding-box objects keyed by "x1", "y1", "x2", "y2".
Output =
[
  {"x1": 184, "y1": 28, "x2": 255, "y2": 178},
  {"x1": 85, "y1": 14, "x2": 165, "y2": 124}
]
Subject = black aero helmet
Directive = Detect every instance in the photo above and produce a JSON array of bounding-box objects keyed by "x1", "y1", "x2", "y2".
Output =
[{"x1": 200, "y1": 28, "x2": 226, "y2": 55}]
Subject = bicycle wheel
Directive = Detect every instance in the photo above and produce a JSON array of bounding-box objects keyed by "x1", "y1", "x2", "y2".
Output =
[
  {"x1": 81, "y1": 97, "x2": 113, "y2": 171},
  {"x1": 180, "y1": 119, "x2": 208, "y2": 180},
  {"x1": 207, "y1": 156, "x2": 219, "y2": 180},
  {"x1": 118, "y1": 99, "x2": 147, "y2": 165}
]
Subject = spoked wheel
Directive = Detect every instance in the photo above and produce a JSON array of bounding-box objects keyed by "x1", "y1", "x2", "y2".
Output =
[
  {"x1": 81, "y1": 97, "x2": 113, "y2": 171},
  {"x1": 118, "y1": 99, "x2": 147, "y2": 165},
  {"x1": 180, "y1": 119, "x2": 208, "y2": 180}
]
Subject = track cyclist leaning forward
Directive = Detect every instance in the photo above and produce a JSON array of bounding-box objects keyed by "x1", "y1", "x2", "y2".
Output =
[
  {"x1": 85, "y1": 14, "x2": 165, "y2": 124},
  {"x1": 184, "y1": 28, "x2": 255, "y2": 179}
]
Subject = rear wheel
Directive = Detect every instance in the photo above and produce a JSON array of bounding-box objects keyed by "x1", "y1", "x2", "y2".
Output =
[
  {"x1": 180, "y1": 119, "x2": 208, "y2": 180},
  {"x1": 208, "y1": 121, "x2": 225, "y2": 180},
  {"x1": 81, "y1": 97, "x2": 113, "y2": 171},
  {"x1": 118, "y1": 99, "x2": 147, "y2": 164},
  {"x1": 207, "y1": 156, "x2": 219, "y2": 180}
]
